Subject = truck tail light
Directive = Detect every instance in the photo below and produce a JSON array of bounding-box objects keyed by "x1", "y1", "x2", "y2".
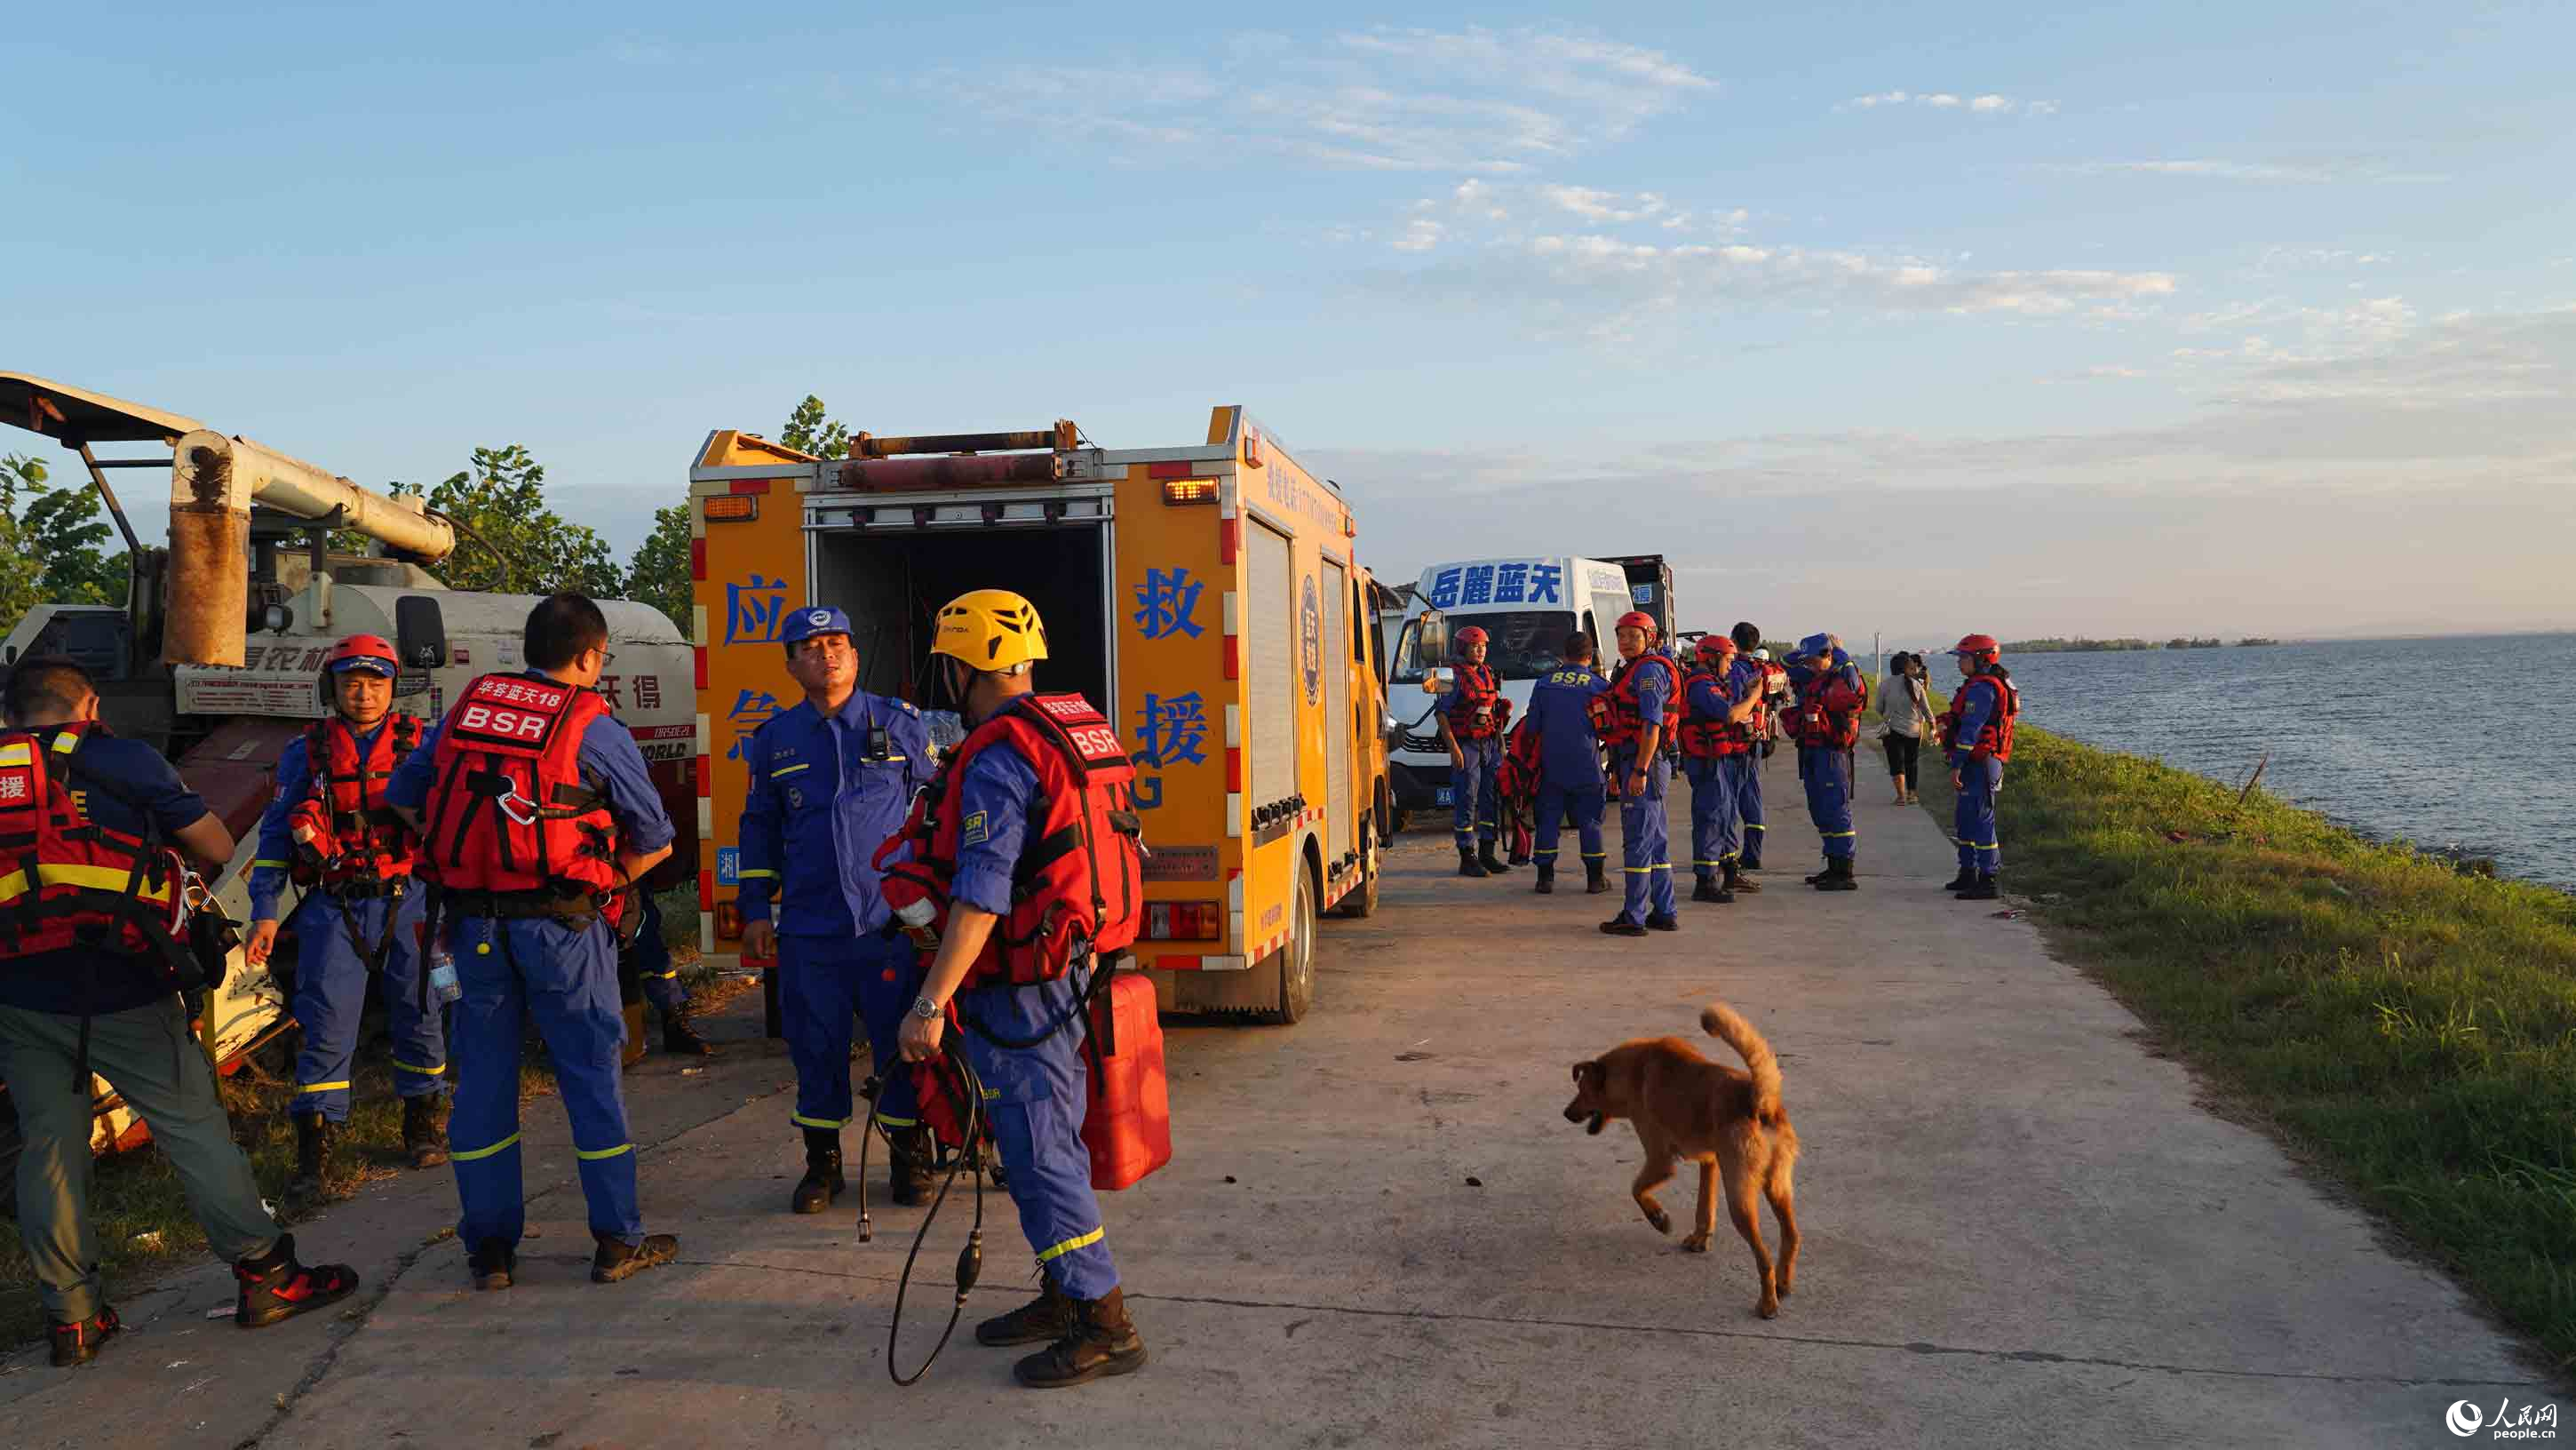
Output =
[
  {"x1": 1146, "y1": 901, "x2": 1222, "y2": 941},
  {"x1": 703, "y1": 495, "x2": 759, "y2": 522},
  {"x1": 1160, "y1": 479, "x2": 1219, "y2": 506}
]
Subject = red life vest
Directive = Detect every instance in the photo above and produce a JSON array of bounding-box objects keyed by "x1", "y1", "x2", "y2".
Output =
[
  {"x1": 1589, "y1": 652, "x2": 1679, "y2": 749},
  {"x1": 1939, "y1": 669, "x2": 2020, "y2": 763},
  {"x1": 876, "y1": 693, "x2": 1145, "y2": 987},
  {"x1": 422, "y1": 674, "x2": 620, "y2": 904},
  {"x1": 1787, "y1": 665, "x2": 1867, "y2": 749},
  {"x1": 1753, "y1": 662, "x2": 1783, "y2": 737},
  {"x1": 1497, "y1": 717, "x2": 1544, "y2": 801},
  {"x1": 0, "y1": 723, "x2": 192, "y2": 977},
  {"x1": 1448, "y1": 663, "x2": 1505, "y2": 740},
  {"x1": 288, "y1": 714, "x2": 422, "y2": 889},
  {"x1": 1674, "y1": 670, "x2": 1753, "y2": 759}
]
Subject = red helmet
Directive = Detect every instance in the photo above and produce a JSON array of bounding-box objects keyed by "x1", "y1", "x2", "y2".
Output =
[
  {"x1": 1614, "y1": 610, "x2": 1658, "y2": 643},
  {"x1": 1453, "y1": 625, "x2": 1490, "y2": 650},
  {"x1": 1952, "y1": 633, "x2": 2000, "y2": 664},
  {"x1": 1693, "y1": 633, "x2": 1736, "y2": 666},
  {"x1": 327, "y1": 633, "x2": 400, "y2": 676}
]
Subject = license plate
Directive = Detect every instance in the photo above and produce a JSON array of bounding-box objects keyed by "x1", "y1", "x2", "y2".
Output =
[{"x1": 1434, "y1": 785, "x2": 1453, "y2": 806}]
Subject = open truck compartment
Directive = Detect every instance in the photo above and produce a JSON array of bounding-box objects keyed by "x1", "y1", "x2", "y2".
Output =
[{"x1": 812, "y1": 516, "x2": 1114, "y2": 713}]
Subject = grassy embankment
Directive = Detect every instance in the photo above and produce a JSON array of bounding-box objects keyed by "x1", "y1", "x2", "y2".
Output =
[
  {"x1": 1916, "y1": 722, "x2": 2576, "y2": 1372},
  {"x1": 1, "y1": 888, "x2": 726, "y2": 1338}
]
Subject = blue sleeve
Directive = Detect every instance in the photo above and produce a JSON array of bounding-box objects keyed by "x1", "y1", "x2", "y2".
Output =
[
  {"x1": 735, "y1": 721, "x2": 782, "y2": 922},
  {"x1": 950, "y1": 746, "x2": 1040, "y2": 918},
  {"x1": 249, "y1": 737, "x2": 311, "y2": 921},
  {"x1": 385, "y1": 721, "x2": 441, "y2": 812},
  {"x1": 895, "y1": 707, "x2": 936, "y2": 793},
  {"x1": 1637, "y1": 664, "x2": 1671, "y2": 726},
  {"x1": 579, "y1": 715, "x2": 677, "y2": 854},
  {"x1": 1687, "y1": 675, "x2": 1727, "y2": 717},
  {"x1": 1950, "y1": 681, "x2": 1995, "y2": 766}
]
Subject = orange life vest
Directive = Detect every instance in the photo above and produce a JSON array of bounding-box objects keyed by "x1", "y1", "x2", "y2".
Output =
[
  {"x1": 1674, "y1": 669, "x2": 1753, "y2": 759},
  {"x1": 876, "y1": 693, "x2": 1145, "y2": 987},
  {"x1": 1939, "y1": 669, "x2": 2020, "y2": 763},
  {"x1": 1447, "y1": 663, "x2": 1506, "y2": 740},
  {"x1": 1787, "y1": 665, "x2": 1867, "y2": 749},
  {"x1": 422, "y1": 674, "x2": 620, "y2": 905},
  {"x1": 0, "y1": 723, "x2": 192, "y2": 978},
  {"x1": 1589, "y1": 652, "x2": 1679, "y2": 750},
  {"x1": 288, "y1": 714, "x2": 422, "y2": 890}
]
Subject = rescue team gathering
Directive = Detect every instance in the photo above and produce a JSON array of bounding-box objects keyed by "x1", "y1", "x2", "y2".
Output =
[{"x1": 0, "y1": 583, "x2": 2016, "y2": 1382}]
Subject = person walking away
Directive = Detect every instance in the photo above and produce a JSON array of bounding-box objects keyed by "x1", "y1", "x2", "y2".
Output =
[
  {"x1": 1524, "y1": 633, "x2": 1612, "y2": 895},
  {"x1": 1438, "y1": 625, "x2": 1511, "y2": 877},
  {"x1": 1937, "y1": 634, "x2": 2020, "y2": 901},
  {"x1": 620, "y1": 888, "x2": 712, "y2": 1060},
  {"x1": 1783, "y1": 633, "x2": 1868, "y2": 891},
  {"x1": 0, "y1": 657, "x2": 360, "y2": 1366},
  {"x1": 885, "y1": 589, "x2": 1151, "y2": 1389},
  {"x1": 1591, "y1": 612, "x2": 1681, "y2": 936},
  {"x1": 387, "y1": 594, "x2": 680, "y2": 1290},
  {"x1": 1874, "y1": 651, "x2": 1933, "y2": 805},
  {"x1": 242, "y1": 634, "x2": 448, "y2": 1215},
  {"x1": 1676, "y1": 633, "x2": 1763, "y2": 903},
  {"x1": 1732, "y1": 625, "x2": 1777, "y2": 870},
  {"x1": 736, "y1": 605, "x2": 937, "y2": 1214}
]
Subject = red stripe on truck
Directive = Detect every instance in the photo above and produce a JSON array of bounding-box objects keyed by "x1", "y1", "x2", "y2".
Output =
[{"x1": 694, "y1": 648, "x2": 708, "y2": 689}]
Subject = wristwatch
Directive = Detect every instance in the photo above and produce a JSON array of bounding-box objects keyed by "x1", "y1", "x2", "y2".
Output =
[{"x1": 910, "y1": 995, "x2": 942, "y2": 1021}]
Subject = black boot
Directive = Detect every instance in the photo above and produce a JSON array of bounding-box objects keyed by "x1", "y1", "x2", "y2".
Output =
[
  {"x1": 791, "y1": 1127, "x2": 845, "y2": 1215},
  {"x1": 402, "y1": 1095, "x2": 449, "y2": 1169},
  {"x1": 662, "y1": 1016, "x2": 715, "y2": 1056},
  {"x1": 1507, "y1": 847, "x2": 1531, "y2": 866},
  {"x1": 49, "y1": 1307, "x2": 121, "y2": 1366},
  {"x1": 1534, "y1": 863, "x2": 1554, "y2": 894},
  {"x1": 1740, "y1": 838, "x2": 1764, "y2": 871},
  {"x1": 590, "y1": 1231, "x2": 680, "y2": 1284},
  {"x1": 1456, "y1": 847, "x2": 1489, "y2": 879},
  {"x1": 1585, "y1": 861, "x2": 1609, "y2": 895},
  {"x1": 1815, "y1": 856, "x2": 1859, "y2": 892},
  {"x1": 234, "y1": 1233, "x2": 361, "y2": 1327},
  {"x1": 977, "y1": 1272, "x2": 1077, "y2": 1346},
  {"x1": 1014, "y1": 1286, "x2": 1149, "y2": 1388},
  {"x1": 1478, "y1": 841, "x2": 1510, "y2": 873},
  {"x1": 1958, "y1": 871, "x2": 2000, "y2": 901},
  {"x1": 1645, "y1": 912, "x2": 1681, "y2": 931},
  {"x1": 1691, "y1": 874, "x2": 1733, "y2": 904},
  {"x1": 1942, "y1": 868, "x2": 1976, "y2": 892},
  {"x1": 468, "y1": 1238, "x2": 516, "y2": 1291},
  {"x1": 1723, "y1": 860, "x2": 1761, "y2": 895},
  {"x1": 889, "y1": 1126, "x2": 935, "y2": 1207},
  {"x1": 1599, "y1": 918, "x2": 1647, "y2": 937},
  {"x1": 282, "y1": 1115, "x2": 334, "y2": 1217}
]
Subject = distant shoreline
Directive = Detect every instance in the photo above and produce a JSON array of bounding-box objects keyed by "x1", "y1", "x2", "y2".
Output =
[{"x1": 1984, "y1": 627, "x2": 2574, "y2": 653}]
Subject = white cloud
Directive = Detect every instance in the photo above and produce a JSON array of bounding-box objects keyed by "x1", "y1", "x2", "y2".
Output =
[
  {"x1": 1842, "y1": 89, "x2": 2052, "y2": 115},
  {"x1": 2047, "y1": 159, "x2": 2448, "y2": 184},
  {"x1": 1392, "y1": 219, "x2": 1446, "y2": 252}
]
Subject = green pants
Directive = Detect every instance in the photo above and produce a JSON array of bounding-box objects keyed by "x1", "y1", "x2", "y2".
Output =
[{"x1": 0, "y1": 996, "x2": 280, "y2": 1322}]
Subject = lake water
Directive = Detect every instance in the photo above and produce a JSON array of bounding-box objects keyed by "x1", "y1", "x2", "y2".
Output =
[{"x1": 1912, "y1": 633, "x2": 2576, "y2": 891}]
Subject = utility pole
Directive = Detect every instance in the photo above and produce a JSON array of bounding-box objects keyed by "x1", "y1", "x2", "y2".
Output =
[{"x1": 1873, "y1": 631, "x2": 1882, "y2": 686}]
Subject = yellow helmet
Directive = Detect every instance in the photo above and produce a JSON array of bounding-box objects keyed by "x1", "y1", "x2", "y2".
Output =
[{"x1": 931, "y1": 589, "x2": 1049, "y2": 673}]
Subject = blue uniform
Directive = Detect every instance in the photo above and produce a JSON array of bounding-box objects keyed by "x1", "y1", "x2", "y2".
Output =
[
  {"x1": 386, "y1": 674, "x2": 676, "y2": 1250},
  {"x1": 1947, "y1": 675, "x2": 2008, "y2": 875},
  {"x1": 1729, "y1": 657, "x2": 1770, "y2": 866},
  {"x1": 1443, "y1": 670, "x2": 1503, "y2": 853},
  {"x1": 1525, "y1": 665, "x2": 1610, "y2": 875},
  {"x1": 248, "y1": 722, "x2": 445, "y2": 1123},
  {"x1": 624, "y1": 891, "x2": 688, "y2": 1024},
  {"x1": 1680, "y1": 669, "x2": 1749, "y2": 882},
  {"x1": 1788, "y1": 644, "x2": 1862, "y2": 863},
  {"x1": 0, "y1": 728, "x2": 211, "y2": 1016},
  {"x1": 736, "y1": 689, "x2": 934, "y2": 1133},
  {"x1": 1610, "y1": 654, "x2": 1679, "y2": 924},
  {"x1": 936, "y1": 738, "x2": 1121, "y2": 1300}
]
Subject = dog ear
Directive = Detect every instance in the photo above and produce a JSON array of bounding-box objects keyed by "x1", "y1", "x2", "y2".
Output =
[{"x1": 1570, "y1": 1060, "x2": 1594, "y2": 1085}]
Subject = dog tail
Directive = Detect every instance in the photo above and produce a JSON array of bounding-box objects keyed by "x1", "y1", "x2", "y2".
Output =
[{"x1": 1700, "y1": 1002, "x2": 1784, "y2": 1124}]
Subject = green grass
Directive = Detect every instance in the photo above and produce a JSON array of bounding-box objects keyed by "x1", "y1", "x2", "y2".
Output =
[{"x1": 1918, "y1": 724, "x2": 2576, "y2": 1372}]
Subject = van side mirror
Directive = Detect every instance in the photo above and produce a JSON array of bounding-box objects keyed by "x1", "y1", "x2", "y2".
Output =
[
  {"x1": 394, "y1": 596, "x2": 450, "y2": 670},
  {"x1": 1424, "y1": 667, "x2": 1454, "y2": 694}
]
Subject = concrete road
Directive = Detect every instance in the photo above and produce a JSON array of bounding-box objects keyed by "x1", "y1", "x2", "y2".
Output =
[{"x1": 4, "y1": 753, "x2": 2556, "y2": 1447}]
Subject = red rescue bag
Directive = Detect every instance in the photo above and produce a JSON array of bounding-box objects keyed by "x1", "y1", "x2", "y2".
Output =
[{"x1": 1080, "y1": 972, "x2": 1172, "y2": 1191}]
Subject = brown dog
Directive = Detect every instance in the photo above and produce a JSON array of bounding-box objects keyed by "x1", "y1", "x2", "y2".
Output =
[{"x1": 1564, "y1": 1002, "x2": 1801, "y2": 1318}]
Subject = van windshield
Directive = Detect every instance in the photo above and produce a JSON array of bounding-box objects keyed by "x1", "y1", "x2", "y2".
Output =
[{"x1": 1392, "y1": 609, "x2": 1576, "y2": 683}]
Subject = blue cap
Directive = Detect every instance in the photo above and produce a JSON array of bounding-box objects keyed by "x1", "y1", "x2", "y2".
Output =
[
  {"x1": 781, "y1": 605, "x2": 853, "y2": 645},
  {"x1": 1796, "y1": 633, "x2": 1833, "y2": 660},
  {"x1": 329, "y1": 655, "x2": 396, "y2": 676}
]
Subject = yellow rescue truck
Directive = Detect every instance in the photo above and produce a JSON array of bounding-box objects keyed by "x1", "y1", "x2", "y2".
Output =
[{"x1": 687, "y1": 407, "x2": 1390, "y2": 1024}]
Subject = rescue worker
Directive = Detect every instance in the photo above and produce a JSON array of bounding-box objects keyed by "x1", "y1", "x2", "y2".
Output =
[
  {"x1": 0, "y1": 658, "x2": 361, "y2": 1366},
  {"x1": 1593, "y1": 611, "x2": 1680, "y2": 936},
  {"x1": 386, "y1": 594, "x2": 680, "y2": 1290},
  {"x1": 1677, "y1": 633, "x2": 1763, "y2": 904},
  {"x1": 890, "y1": 589, "x2": 1150, "y2": 1390},
  {"x1": 1438, "y1": 625, "x2": 1510, "y2": 877},
  {"x1": 242, "y1": 634, "x2": 447, "y2": 1215},
  {"x1": 620, "y1": 889, "x2": 713, "y2": 1059},
  {"x1": 1524, "y1": 633, "x2": 1611, "y2": 896},
  {"x1": 1938, "y1": 633, "x2": 2020, "y2": 902},
  {"x1": 1730, "y1": 624, "x2": 1774, "y2": 870},
  {"x1": 1783, "y1": 633, "x2": 1868, "y2": 891},
  {"x1": 736, "y1": 605, "x2": 936, "y2": 1215}
]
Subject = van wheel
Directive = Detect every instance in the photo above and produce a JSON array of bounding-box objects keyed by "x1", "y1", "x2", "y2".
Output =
[
  {"x1": 1265, "y1": 868, "x2": 1318, "y2": 1025},
  {"x1": 1339, "y1": 822, "x2": 1379, "y2": 919}
]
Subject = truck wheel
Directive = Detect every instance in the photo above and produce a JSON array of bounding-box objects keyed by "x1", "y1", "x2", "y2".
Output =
[
  {"x1": 1338, "y1": 821, "x2": 1379, "y2": 920},
  {"x1": 1266, "y1": 867, "x2": 1317, "y2": 1025}
]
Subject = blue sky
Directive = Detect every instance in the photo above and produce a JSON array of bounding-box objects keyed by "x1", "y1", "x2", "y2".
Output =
[{"x1": 8, "y1": 3, "x2": 2572, "y2": 641}]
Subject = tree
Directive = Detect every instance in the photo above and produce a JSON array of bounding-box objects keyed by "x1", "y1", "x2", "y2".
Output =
[
  {"x1": 779, "y1": 395, "x2": 848, "y2": 460},
  {"x1": 624, "y1": 501, "x2": 693, "y2": 633},
  {"x1": 405, "y1": 444, "x2": 622, "y2": 597},
  {"x1": 0, "y1": 452, "x2": 125, "y2": 640}
]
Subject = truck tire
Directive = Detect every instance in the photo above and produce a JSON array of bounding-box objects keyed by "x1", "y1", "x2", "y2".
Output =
[
  {"x1": 1265, "y1": 866, "x2": 1318, "y2": 1025},
  {"x1": 1338, "y1": 819, "x2": 1379, "y2": 920}
]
